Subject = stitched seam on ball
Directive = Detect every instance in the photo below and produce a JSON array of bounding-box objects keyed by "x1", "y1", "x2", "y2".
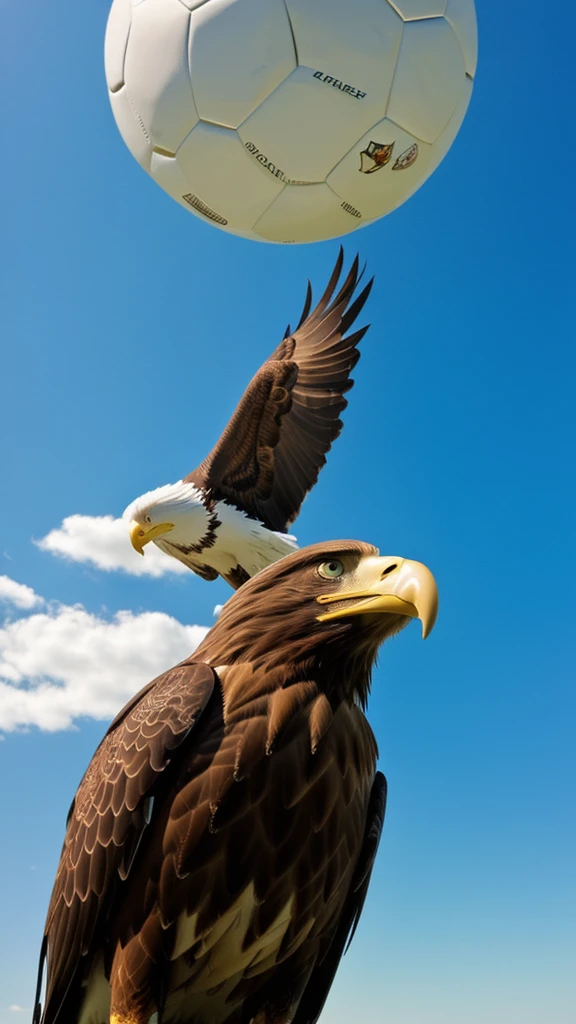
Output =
[
  {"x1": 186, "y1": 3, "x2": 200, "y2": 115},
  {"x1": 281, "y1": 0, "x2": 299, "y2": 67}
]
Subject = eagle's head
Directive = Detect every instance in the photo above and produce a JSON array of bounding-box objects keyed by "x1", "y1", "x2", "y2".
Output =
[
  {"x1": 197, "y1": 540, "x2": 438, "y2": 706},
  {"x1": 123, "y1": 480, "x2": 213, "y2": 564}
]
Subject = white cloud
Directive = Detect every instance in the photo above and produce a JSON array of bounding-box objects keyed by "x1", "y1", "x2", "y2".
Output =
[
  {"x1": 9, "y1": 1007, "x2": 25, "y2": 1013},
  {"x1": 0, "y1": 576, "x2": 44, "y2": 610},
  {"x1": 0, "y1": 577, "x2": 209, "y2": 733},
  {"x1": 36, "y1": 514, "x2": 188, "y2": 578}
]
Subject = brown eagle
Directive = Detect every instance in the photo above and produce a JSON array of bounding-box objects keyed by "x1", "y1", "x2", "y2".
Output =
[
  {"x1": 124, "y1": 251, "x2": 373, "y2": 588},
  {"x1": 33, "y1": 540, "x2": 438, "y2": 1024}
]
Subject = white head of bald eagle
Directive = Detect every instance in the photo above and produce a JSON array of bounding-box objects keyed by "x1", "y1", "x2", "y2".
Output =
[{"x1": 123, "y1": 479, "x2": 297, "y2": 587}]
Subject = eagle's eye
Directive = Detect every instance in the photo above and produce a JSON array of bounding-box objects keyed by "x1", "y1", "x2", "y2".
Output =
[
  {"x1": 318, "y1": 559, "x2": 344, "y2": 580},
  {"x1": 145, "y1": 515, "x2": 152, "y2": 524}
]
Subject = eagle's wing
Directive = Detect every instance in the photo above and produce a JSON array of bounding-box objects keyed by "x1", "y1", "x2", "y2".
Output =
[
  {"x1": 186, "y1": 248, "x2": 373, "y2": 532},
  {"x1": 33, "y1": 660, "x2": 216, "y2": 1024},
  {"x1": 292, "y1": 771, "x2": 387, "y2": 1024}
]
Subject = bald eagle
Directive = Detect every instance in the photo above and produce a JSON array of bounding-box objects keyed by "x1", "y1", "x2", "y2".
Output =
[
  {"x1": 34, "y1": 540, "x2": 437, "y2": 1024},
  {"x1": 125, "y1": 250, "x2": 373, "y2": 588}
]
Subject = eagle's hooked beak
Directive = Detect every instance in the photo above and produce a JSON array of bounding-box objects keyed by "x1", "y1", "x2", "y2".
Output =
[
  {"x1": 129, "y1": 520, "x2": 175, "y2": 555},
  {"x1": 316, "y1": 555, "x2": 438, "y2": 639}
]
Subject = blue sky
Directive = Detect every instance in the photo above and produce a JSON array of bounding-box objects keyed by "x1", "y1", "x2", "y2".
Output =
[{"x1": 1, "y1": 0, "x2": 575, "y2": 1020}]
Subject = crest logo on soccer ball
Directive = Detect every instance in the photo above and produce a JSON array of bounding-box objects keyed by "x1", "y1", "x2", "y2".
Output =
[
  {"x1": 359, "y1": 141, "x2": 395, "y2": 174},
  {"x1": 392, "y1": 143, "x2": 419, "y2": 171}
]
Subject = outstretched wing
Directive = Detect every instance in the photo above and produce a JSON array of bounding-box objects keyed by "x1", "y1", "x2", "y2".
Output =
[
  {"x1": 187, "y1": 248, "x2": 373, "y2": 532},
  {"x1": 33, "y1": 660, "x2": 216, "y2": 1024},
  {"x1": 292, "y1": 771, "x2": 387, "y2": 1024}
]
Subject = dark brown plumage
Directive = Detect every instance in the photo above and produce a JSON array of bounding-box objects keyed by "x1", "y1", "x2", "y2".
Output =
[
  {"x1": 187, "y1": 248, "x2": 373, "y2": 532},
  {"x1": 34, "y1": 541, "x2": 438, "y2": 1024}
]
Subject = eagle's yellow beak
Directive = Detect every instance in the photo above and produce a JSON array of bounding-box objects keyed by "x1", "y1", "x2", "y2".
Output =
[
  {"x1": 316, "y1": 555, "x2": 438, "y2": 639},
  {"x1": 129, "y1": 520, "x2": 175, "y2": 555}
]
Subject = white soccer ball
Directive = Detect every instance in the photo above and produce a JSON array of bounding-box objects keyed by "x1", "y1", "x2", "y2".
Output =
[{"x1": 105, "y1": 0, "x2": 477, "y2": 243}]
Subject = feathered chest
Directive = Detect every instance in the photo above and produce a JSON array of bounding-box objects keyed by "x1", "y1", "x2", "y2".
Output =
[
  {"x1": 156, "y1": 498, "x2": 297, "y2": 582},
  {"x1": 108, "y1": 677, "x2": 377, "y2": 1016}
]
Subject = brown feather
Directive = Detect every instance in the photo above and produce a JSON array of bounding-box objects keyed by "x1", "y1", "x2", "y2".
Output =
[
  {"x1": 266, "y1": 681, "x2": 318, "y2": 754},
  {"x1": 186, "y1": 251, "x2": 373, "y2": 532},
  {"x1": 308, "y1": 693, "x2": 334, "y2": 754}
]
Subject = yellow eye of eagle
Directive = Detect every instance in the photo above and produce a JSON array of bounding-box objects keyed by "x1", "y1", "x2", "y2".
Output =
[{"x1": 318, "y1": 559, "x2": 344, "y2": 580}]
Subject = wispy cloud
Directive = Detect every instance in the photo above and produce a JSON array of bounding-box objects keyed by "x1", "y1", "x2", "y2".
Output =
[
  {"x1": 0, "y1": 576, "x2": 44, "y2": 610},
  {"x1": 0, "y1": 577, "x2": 208, "y2": 732},
  {"x1": 35, "y1": 514, "x2": 188, "y2": 577}
]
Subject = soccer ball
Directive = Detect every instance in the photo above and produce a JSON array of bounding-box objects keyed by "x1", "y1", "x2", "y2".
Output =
[{"x1": 105, "y1": 0, "x2": 477, "y2": 244}]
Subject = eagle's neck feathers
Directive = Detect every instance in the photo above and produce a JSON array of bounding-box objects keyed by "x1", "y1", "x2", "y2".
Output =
[
  {"x1": 155, "y1": 485, "x2": 297, "y2": 581},
  {"x1": 199, "y1": 614, "x2": 378, "y2": 711}
]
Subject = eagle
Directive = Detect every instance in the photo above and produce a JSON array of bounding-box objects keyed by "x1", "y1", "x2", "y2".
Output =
[
  {"x1": 33, "y1": 540, "x2": 438, "y2": 1024},
  {"x1": 124, "y1": 250, "x2": 373, "y2": 588}
]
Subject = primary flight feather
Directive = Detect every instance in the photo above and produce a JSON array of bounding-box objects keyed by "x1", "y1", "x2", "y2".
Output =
[
  {"x1": 33, "y1": 540, "x2": 438, "y2": 1024},
  {"x1": 124, "y1": 250, "x2": 373, "y2": 588}
]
